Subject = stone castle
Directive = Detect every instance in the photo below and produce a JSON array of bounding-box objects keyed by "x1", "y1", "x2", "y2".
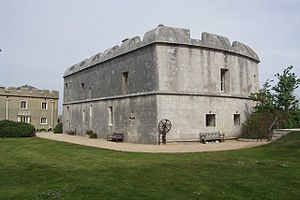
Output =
[{"x1": 63, "y1": 25, "x2": 260, "y2": 144}]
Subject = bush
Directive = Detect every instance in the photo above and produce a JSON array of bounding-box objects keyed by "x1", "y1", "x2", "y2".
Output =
[
  {"x1": 86, "y1": 130, "x2": 97, "y2": 138},
  {"x1": 53, "y1": 122, "x2": 63, "y2": 133},
  {"x1": 241, "y1": 111, "x2": 274, "y2": 139},
  {"x1": 0, "y1": 120, "x2": 36, "y2": 137},
  {"x1": 241, "y1": 110, "x2": 294, "y2": 139}
]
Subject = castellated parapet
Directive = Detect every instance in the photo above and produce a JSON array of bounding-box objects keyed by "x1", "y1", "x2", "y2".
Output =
[
  {"x1": 64, "y1": 25, "x2": 259, "y2": 77},
  {"x1": 0, "y1": 86, "x2": 59, "y2": 99}
]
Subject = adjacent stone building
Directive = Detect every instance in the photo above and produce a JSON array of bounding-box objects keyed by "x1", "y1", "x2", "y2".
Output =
[
  {"x1": 0, "y1": 85, "x2": 59, "y2": 130},
  {"x1": 63, "y1": 25, "x2": 260, "y2": 144}
]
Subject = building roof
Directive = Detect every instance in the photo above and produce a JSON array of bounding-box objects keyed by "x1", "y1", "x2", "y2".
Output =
[
  {"x1": 17, "y1": 85, "x2": 37, "y2": 90},
  {"x1": 64, "y1": 25, "x2": 260, "y2": 78}
]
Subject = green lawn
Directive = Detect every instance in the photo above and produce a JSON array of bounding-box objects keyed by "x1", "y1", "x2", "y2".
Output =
[{"x1": 0, "y1": 133, "x2": 299, "y2": 200}]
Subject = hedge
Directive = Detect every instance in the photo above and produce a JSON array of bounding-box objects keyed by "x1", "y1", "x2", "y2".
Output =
[
  {"x1": 53, "y1": 122, "x2": 63, "y2": 133},
  {"x1": 0, "y1": 120, "x2": 36, "y2": 137}
]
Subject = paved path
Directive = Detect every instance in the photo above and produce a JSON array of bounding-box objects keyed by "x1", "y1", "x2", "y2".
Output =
[{"x1": 36, "y1": 132, "x2": 269, "y2": 153}]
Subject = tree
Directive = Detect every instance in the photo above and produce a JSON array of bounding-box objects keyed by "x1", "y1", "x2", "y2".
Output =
[
  {"x1": 243, "y1": 66, "x2": 300, "y2": 138},
  {"x1": 250, "y1": 65, "x2": 300, "y2": 113},
  {"x1": 249, "y1": 79, "x2": 275, "y2": 112},
  {"x1": 273, "y1": 65, "x2": 300, "y2": 111}
]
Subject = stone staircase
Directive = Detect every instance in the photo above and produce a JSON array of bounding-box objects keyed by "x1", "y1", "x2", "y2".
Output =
[{"x1": 270, "y1": 129, "x2": 300, "y2": 141}]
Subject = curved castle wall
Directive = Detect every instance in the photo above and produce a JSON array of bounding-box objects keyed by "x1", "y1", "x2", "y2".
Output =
[{"x1": 63, "y1": 25, "x2": 259, "y2": 143}]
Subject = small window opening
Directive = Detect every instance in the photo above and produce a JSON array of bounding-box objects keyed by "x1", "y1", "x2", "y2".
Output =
[
  {"x1": 81, "y1": 82, "x2": 85, "y2": 90},
  {"x1": 221, "y1": 68, "x2": 228, "y2": 92},
  {"x1": 122, "y1": 72, "x2": 129, "y2": 94},
  {"x1": 65, "y1": 83, "x2": 68, "y2": 88},
  {"x1": 206, "y1": 114, "x2": 216, "y2": 127},
  {"x1": 41, "y1": 102, "x2": 48, "y2": 110},
  {"x1": 89, "y1": 86, "x2": 92, "y2": 99},
  {"x1": 89, "y1": 105, "x2": 92, "y2": 117},
  {"x1": 40, "y1": 117, "x2": 47, "y2": 124},
  {"x1": 234, "y1": 114, "x2": 241, "y2": 126},
  {"x1": 108, "y1": 106, "x2": 113, "y2": 126},
  {"x1": 20, "y1": 100, "x2": 27, "y2": 109},
  {"x1": 82, "y1": 110, "x2": 86, "y2": 121}
]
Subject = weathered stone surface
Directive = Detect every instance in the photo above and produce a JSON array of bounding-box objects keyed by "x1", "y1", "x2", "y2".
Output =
[
  {"x1": 63, "y1": 25, "x2": 260, "y2": 144},
  {"x1": 63, "y1": 25, "x2": 259, "y2": 78}
]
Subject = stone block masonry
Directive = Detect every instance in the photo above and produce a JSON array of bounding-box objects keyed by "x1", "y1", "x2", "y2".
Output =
[{"x1": 63, "y1": 25, "x2": 259, "y2": 144}]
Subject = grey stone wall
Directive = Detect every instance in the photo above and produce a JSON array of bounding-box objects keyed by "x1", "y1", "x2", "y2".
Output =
[
  {"x1": 156, "y1": 44, "x2": 259, "y2": 96},
  {"x1": 63, "y1": 25, "x2": 260, "y2": 144},
  {"x1": 157, "y1": 95, "x2": 254, "y2": 140},
  {"x1": 64, "y1": 95, "x2": 157, "y2": 143},
  {"x1": 64, "y1": 45, "x2": 158, "y2": 103}
]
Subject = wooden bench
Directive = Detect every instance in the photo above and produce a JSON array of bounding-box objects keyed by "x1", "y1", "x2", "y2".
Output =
[
  {"x1": 66, "y1": 129, "x2": 76, "y2": 135},
  {"x1": 199, "y1": 132, "x2": 225, "y2": 144},
  {"x1": 107, "y1": 132, "x2": 124, "y2": 142}
]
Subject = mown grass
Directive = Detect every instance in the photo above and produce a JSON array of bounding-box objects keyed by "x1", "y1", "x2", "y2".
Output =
[{"x1": 0, "y1": 132, "x2": 299, "y2": 200}]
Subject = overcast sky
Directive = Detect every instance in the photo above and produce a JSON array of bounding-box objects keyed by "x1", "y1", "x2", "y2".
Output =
[{"x1": 1, "y1": 0, "x2": 300, "y2": 114}]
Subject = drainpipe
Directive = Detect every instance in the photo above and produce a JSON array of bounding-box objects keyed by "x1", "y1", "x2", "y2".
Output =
[
  {"x1": 5, "y1": 97, "x2": 9, "y2": 120},
  {"x1": 50, "y1": 99, "x2": 54, "y2": 129}
]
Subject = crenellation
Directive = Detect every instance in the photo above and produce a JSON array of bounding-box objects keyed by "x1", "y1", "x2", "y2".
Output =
[
  {"x1": 231, "y1": 41, "x2": 259, "y2": 61},
  {"x1": 201, "y1": 32, "x2": 231, "y2": 50},
  {"x1": 64, "y1": 25, "x2": 260, "y2": 78},
  {"x1": 0, "y1": 87, "x2": 59, "y2": 98}
]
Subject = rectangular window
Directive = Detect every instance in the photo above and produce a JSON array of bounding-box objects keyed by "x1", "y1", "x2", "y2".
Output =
[
  {"x1": 108, "y1": 106, "x2": 113, "y2": 126},
  {"x1": 82, "y1": 110, "x2": 86, "y2": 121},
  {"x1": 220, "y1": 68, "x2": 228, "y2": 92},
  {"x1": 234, "y1": 114, "x2": 241, "y2": 126},
  {"x1": 20, "y1": 116, "x2": 30, "y2": 123},
  {"x1": 81, "y1": 82, "x2": 85, "y2": 90},
  {"x1": 89, "y1": 86, "x2": 92, "y2": 99},
  {"x1": 41, "y1": 102, "x2": 48, "y2": 110},
  {"x1": 40, "y1": 117, "x2": 47, "y2": 124},
  {"x1": 89, "y1": 105, "x2": 93, "y2": 129},
  {"x1": 122, "y1": 72, "x2": 129, "y2": 94},
  {"x1": 206, "y1": 114, "x2": 216, "y2": 127},
  {"x1": 20, "y1": 100, "x2": 27, "y2": 109},
  {"x1": 65, "y1": 83, "x2": 68, "y2": 88},
  {"x1": 89, "y1": 105, "x2": 92, "y2": 118}
]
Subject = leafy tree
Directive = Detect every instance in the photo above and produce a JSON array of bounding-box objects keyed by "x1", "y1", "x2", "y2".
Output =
[
  {"x1": 249, "y1": 79, "x2": 275, "y2": 112},
  {"x1": 273, "y1": 65, "x2": 300, "y2": 111},
  {"x1": 243, "y1": 66, "x2": 300, "y2": 138},
  {"x1": 250, "y1": 65, "x2": 300, "y2": 113}
]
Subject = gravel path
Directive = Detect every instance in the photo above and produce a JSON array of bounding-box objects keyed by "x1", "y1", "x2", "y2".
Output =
[{"x1": 36, "y1": 132, "x2": 269, "y2": 153}]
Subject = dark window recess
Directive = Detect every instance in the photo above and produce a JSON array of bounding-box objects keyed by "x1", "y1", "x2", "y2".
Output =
[
  {"x1": 206, "y1": 114, "x2": 216, "y2": 127},
  {"x1": 108, "y1": 106, "x2": 113, "y2": 125},
  {"x1": 220, "y1": 68, "x2": 228, "y2": 92},
  {"x1": 122, "y1": 72, "x2": 128, "y2": 94},
  {"x1": 81, "y1": 83, "x2": 85, "y2": 90},
  {"x1": 65, "y1": 83, "x2": 68, "y2": 88},
  {"x1": 89, "y1": 86, "x2": 92, "y2": 98},
  {"x1": 234, "y1": 114, "x2": 241, "y2": 126}
]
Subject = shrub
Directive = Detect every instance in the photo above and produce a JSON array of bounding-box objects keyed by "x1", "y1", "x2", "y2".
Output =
[
  {"x1": 0, "y1": 120, "x2": 36, "y2": 137},
  {"x1": 241, "y1": 111, "x2": 274, "y2": 139},
  {"x1": 53, "y1": 122, "x2": 63, "y2": 133},
  {"x1": 86, "y1": 130, "x2": 97, "y2": 138},
  {"x1": 241, "y1": 110, "x2": 292, "y2": 139}
]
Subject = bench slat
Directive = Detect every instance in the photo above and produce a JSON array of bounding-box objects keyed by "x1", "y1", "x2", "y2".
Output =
[
  {"x1": 199, "y1": 132, "x2": 225, "y2": 144},
  {"x1": 107, "y1": 132, "x2": 124, "y2": 142}
]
